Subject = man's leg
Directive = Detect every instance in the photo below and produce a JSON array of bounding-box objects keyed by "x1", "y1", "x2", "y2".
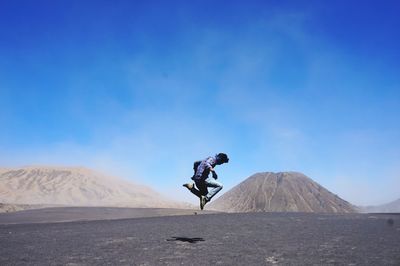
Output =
[
  {"x1": 188, "y1": 186, "x2": 202, "y2": 198},
  {"x1": 195, "y1": 181, "x2": 209, "y2": 210},
  {"x1": 184, "y1": 180, "x2": 208, "y2": 199},
  {"x1": 195, "y1": 181, "x2": 208, "y2": 198},
  {"x1": 204, "y1": 177, "x2": 223, "y2": 201}
]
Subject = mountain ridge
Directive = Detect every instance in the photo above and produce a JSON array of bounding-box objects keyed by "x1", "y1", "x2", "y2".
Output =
[
  {"x1": 209, "y1": 171, "x2": 356, "y2": 213},
  {"x1": 0, "y1": 166, "x2": 186, "y2": 209},
  {"x1": 359, "y1": 198, "x2": 400, "y2": 213}
]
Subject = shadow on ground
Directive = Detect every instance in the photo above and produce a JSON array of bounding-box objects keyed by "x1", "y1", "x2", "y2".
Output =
[{"x1": 166, "y1": 236, "x2": 205, "y2": 243}]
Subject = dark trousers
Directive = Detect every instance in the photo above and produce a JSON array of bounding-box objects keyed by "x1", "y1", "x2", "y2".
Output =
[{"x1": 189, "y1": 177, "x2": 223, "y2": 200}]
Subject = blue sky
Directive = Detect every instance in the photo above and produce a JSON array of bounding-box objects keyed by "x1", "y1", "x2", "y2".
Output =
[{"x1": 1, "y1": 0, "x2": 399, "y2": 205}]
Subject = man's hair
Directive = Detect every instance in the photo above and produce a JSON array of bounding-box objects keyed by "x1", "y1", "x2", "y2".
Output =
[{"x1": 216, "y1": 153, "x2": 229, "y2": 163}]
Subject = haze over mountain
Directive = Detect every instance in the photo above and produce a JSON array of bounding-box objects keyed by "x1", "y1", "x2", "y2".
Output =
[
  {"x1": 0, "y1": 166, "x2": 186, "y2": 210},
  {"x1": 209, "y1": 172, "x2": 356, "y2": 213},
  {"x1": 360, "y1": 198, "x2": 400, "y2": 213}
]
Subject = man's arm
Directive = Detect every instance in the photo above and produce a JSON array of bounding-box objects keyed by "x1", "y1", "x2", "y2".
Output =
[
  {"x1": 205, "y1": 157, "x2": 218, "y2": 179},
  {"x1": 205, "y1": 157, "x2": 215, "y2": 172},
  {"x1": 211, "y1": 170, "x2": 218, "y2": 179}
]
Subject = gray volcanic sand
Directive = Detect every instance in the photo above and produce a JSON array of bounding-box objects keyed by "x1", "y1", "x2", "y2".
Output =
[
  {"x1": 0, "y1": 207, "x2": 215, "y2": 224},
  {"x1": 0, "y1": 211, "x2": 399, "y2": 265}
]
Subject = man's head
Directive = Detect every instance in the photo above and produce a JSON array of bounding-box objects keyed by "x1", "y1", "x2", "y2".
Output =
[{"x1": 216, "y1": 153, "x2": 229, "y2": 164}]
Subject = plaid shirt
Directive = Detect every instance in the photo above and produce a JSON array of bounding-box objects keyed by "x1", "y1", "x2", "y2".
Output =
[{"x1": 193, "y1": 156, "x2": 217, "y2": 180}]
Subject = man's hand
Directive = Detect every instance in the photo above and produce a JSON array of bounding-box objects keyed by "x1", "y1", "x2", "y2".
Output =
[
  {"x1": 212, "y1": 171, "x2": 218, "y2": 179},
  {"x1": 209, "y1": 167, "x2": 218, "y2": 179}
]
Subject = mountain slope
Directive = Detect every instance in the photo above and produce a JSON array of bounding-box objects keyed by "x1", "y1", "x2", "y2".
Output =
[
  {"x1": 0, "y1": 166, "x2": 183, "y2": 208},
  {"x1": 360, "y1": 198, "x2": 400, "y2": 213},
  {"x1": 209, "y1": 172, "x2": 356, "y2": 213}
]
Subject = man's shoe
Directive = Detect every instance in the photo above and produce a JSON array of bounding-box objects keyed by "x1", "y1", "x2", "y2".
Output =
[
  {"x1": 182, "y1": 183, "x2": 194, "y2": 190},
  {"x1": 200, "y1": 196, "x2": 208, "y2": 210}
]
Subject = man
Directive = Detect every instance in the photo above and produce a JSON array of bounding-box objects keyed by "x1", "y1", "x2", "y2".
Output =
[{"x1": 183, "y1": 153, "x2": 229, "y2": 210}]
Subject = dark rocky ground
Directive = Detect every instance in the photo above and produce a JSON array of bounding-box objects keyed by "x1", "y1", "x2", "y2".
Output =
[
  {"x1": 0, "y1": 207, "x2": 214, "y2": 224},
  {"x1": 0, "y1": 209, "x2": 399, "y2": 265}
]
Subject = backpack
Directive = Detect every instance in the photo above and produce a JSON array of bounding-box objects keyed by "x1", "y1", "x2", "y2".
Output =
[
  {"x1": 193, "y1": 160, "x2": 201, "y2": 173},
  {"x1": 190, "y1": 160, "x2": 202, "y2": 180}
]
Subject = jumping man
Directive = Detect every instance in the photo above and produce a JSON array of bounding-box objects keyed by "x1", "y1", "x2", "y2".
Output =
[{"x1": 183, "y1": 153, "x2": 229, "y2": 210}]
